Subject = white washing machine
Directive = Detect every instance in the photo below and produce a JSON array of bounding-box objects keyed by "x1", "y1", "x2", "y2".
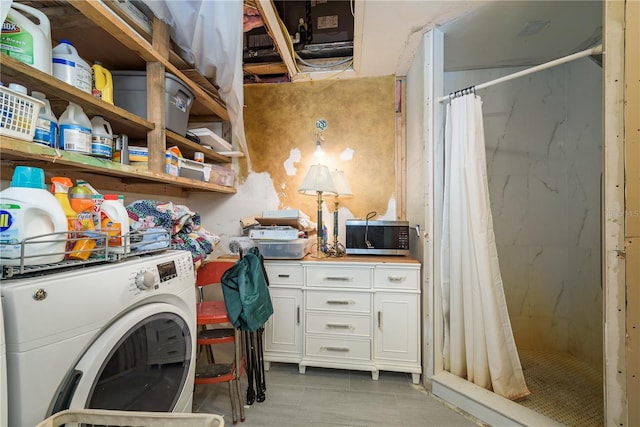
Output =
[
  {"x1": 0, "y1": 250, "x2": 197, "y2": 427},
  {"x1": 0, "y1": 293, "x2": 7, "y2": 427}
]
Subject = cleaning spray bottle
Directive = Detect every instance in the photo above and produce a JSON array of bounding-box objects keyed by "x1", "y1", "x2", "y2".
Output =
[{"x1": 68, "y1": 181, "x2": 96, "y2": 260}]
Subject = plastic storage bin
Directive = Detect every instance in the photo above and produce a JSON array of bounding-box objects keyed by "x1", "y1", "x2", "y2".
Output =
[
  {"x1": 0, "y1": 86, "x2": 44, "y2": 141},
  {"x1": 36, "y1": 409, "x2": 224, "y2": 427},
  {"x1": 255, "y1": 238, "x2": 311, "y2": 259},
  {"x1": 210, "y1": 164, "x2": 236, "y2": 187},
  {"x1": 178, "y1": 157, "x2": 211, "y2": 181},
  {"x1": 112, "y1": 71, "x2": 194, "y2": 136}
]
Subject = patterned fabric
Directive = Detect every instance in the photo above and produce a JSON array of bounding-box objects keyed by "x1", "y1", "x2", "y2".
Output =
[{"x1": 126, "y1": 200, "x2": 220, "y2": 264}]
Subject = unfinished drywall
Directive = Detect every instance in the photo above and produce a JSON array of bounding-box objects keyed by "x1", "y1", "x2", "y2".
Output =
[{"x1": 241, "y1": 76, "x2": 397, "y2": 222}]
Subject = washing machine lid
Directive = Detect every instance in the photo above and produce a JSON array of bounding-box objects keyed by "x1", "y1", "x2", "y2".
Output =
[{"x1": 51, "y1": 301, "x2": 195, "y2": 416}]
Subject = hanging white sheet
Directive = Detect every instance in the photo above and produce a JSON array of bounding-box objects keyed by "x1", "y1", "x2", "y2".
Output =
[
  {"x1": 142, "y1": 0, "x2": 250, "y2": 168},
  {"x1": 441, "y1": 93, "x2": 530, "y2": 400}
]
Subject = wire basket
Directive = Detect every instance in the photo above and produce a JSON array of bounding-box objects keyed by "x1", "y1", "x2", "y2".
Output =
[
  {"x1": 0, "y1": 85, "x2": 44, "y2": 141},
  {"x1": 36, "y1": 409, "x2": 225, "y2": 427}
]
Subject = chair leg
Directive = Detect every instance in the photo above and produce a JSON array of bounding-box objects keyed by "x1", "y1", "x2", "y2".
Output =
[
  {"x1": 234, "y1": 329, "x2": 246, "y2": 422},
  {"x1": 244, "y1": 331, "x2": 255, "y2": 406},
  {"x1": 256, "y1": 326, "x2": 266, "y2": 401},
  {"x1": 227, "y1": 381, "x2": 238, "y2": 424}
]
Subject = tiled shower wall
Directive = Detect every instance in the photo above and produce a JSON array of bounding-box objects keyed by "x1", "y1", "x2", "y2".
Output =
[{"x1": 444, "y1": 57, "x2": 602, "y2": 372}]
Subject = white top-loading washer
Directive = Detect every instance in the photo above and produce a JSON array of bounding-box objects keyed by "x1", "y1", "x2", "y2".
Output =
[{"x1": 0, "y1": 250, "x2": 197, "y2": 427}]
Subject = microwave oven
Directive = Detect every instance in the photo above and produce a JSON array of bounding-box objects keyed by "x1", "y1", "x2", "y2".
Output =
[{"x1": 345, "y1": 219, "x2": 410, "y2": 256}]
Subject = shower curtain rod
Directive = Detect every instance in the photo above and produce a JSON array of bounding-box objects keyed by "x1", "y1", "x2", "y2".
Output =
[{"x1": 437, "y1": 44, "x2": 603, "y2": 103}]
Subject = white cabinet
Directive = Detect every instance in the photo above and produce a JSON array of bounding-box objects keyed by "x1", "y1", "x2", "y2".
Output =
[
  {"x1": 301, "y1": 265, "x2": 374, "y2": 375},
  {"x1": 263, "y1": 262, "x2": 303, "y2": 369},
  {"x1": 374, "y1": 292, "x2": 420, "y2": 383},
  {"x1": 374, "y1": 266, "x2": 421, "y2": 384},
  {"x1": 263, "y1": 259, "x2": 421, "y2": 382}
]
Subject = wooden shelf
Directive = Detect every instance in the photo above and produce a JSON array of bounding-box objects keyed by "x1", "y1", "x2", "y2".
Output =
[
  {"x1": 68, "y1": 1, "x2": 229, "y2": 121},
  {"x1": 0, "y1": 55, "x2": 153, "y2": 140},
  {"x1": 166, "y1": 130, "x2": 232, "y2": 164},
  {"x1": 0, "y1": 1, "x2": 237, "y2": 195},
  {"x1": 0, "y1": 137, "x2": 236, "y2": 195}
]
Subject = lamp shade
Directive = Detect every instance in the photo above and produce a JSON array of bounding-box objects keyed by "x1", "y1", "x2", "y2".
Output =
[
  {"x1": 331, "y1": 170, "x2": 352, "y2": 197},
  {"x1": 298, "y1": 164, "x2": 337, "y2": 196}
]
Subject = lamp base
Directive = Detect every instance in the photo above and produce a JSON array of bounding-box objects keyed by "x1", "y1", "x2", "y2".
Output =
[
  {"x1": 310, "y1": 251, "x2": 330, "y2": 259},
  {"x1": 311, "y1": 235, "x2": 330, "y2": 259}
]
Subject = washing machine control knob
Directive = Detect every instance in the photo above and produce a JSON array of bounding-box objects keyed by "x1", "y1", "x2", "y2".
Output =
[{"x1": 135, "y1": 270, "x2": 156, "y2": 290}]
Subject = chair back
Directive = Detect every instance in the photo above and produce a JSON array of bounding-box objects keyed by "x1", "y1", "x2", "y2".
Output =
[{"x1": 196, "y1": 260, "x2": 236, "y2": 301}]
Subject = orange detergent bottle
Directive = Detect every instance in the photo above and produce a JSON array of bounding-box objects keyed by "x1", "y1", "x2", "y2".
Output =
[
  {"x1": 68, "y1": 183, "x2": 96, "y2": 260},
  {"x1": 50, "y1": 177, "x2": 77, "y2": 256}
]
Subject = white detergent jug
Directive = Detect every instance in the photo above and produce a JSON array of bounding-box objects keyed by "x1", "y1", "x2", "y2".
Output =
[
  {"x1": 59, "y1": 102, "x2": 92, "y2": 154},
  {"x1": 90, "y1": 115, "x2": 113, "y2": 159},
  {"x1": 0, "y1": 166, "x2": 68, "y2": 266},
  {"x1": 1, "y1": 3, "x2": 52, "y2": 75},
  {"x1": 100, "y1": 194, "x2": 130, "y2": 253},
  {"x1": 31, "y1": 91, "x2": 58, "y2": 148},
  {"x1": 52, "y1": 39, "x2": 91, "y2": 93}
]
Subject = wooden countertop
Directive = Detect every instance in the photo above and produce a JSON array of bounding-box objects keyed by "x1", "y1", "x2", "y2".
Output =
[
  {"x1": 298, "y1": 254, "x2": 419, "y2": 264},
  {"x1": 214, "y1": 253, "x2": 420, "y2": 264}
]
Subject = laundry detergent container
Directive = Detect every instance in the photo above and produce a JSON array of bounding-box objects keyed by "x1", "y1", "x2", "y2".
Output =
[{"x1": 112, "y1": 71, "x2": 194, "y2": 136}]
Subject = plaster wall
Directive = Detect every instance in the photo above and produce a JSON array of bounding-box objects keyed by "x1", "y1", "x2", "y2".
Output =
[{"x1": 188, "y1": 76, "x2": 398, "y2": 254}]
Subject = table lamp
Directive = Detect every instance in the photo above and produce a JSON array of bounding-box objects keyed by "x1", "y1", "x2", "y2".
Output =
[
  {"x1": 329, "y1": 169, "x2": 352, "y2": 256},
  {"x1": 298, "y1": 164, "x2": 337, "y2": 258}
]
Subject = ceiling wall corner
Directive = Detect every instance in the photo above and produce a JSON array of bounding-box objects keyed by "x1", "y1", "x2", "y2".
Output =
[{"x1": 352, "y1": 0, "x2": 366, "y2": 74}]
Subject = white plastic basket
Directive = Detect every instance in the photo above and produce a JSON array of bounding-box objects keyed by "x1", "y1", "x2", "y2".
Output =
[
  {"x1": 0, "y1": 85, "x2": 44, "y2": 141},
  {"x1": 35, "y1": 409, "x2": 225, "y2": 427}
]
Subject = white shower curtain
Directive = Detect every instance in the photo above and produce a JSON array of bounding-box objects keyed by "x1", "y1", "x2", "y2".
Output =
[{"x1": 441, "y1": 93, "x2": 530, "y2": 400}]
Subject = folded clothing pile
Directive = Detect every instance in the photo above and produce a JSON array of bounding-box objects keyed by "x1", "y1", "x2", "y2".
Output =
[{"x1": 126, "y1": 200, "x2": 220, "y2": 265}]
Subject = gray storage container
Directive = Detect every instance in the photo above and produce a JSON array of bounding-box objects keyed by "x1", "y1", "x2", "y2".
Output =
[{"x1": 112, "y1": 71, "x2": 194, "y2": 136}]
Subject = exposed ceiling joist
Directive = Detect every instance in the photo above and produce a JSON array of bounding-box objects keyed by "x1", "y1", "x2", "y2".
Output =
[{"x1": 254, "y1": 0, "x2": 297, "y2": 79}]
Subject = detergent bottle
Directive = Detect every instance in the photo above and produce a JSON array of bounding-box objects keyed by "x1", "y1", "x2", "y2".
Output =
[
  {"x1": 100, "y1": 193, "x2": 130, "y2": 253},
  {"x1": 0, "y1": 166, "x2": 67, "y2": 265},
  {"x1": 68, "y1": 182, "x2": 96, "y2": 260},
  {"x1": 52, "y1": 39, "x2": 91, "y2": 93},
  {"x1": 50, "y1": 177, "x2": 76, "y2": 232},
  {"x1": 1, "y1": 3, "x2": 52, "y2": 74},
  {"x1": 50, "y1": 176, "x2": 77, "y2": 257},
  {"x1": 76, "y1": 179, "x2": 102, "y2": 229},
  {"x1": 91, "y1": 62, "x2": 113, "y2": 104},
  {"x1": 58, "y1": 102, "x2": 92, "y2": 154},
  {"x1": 31, "y1": 91, "x2": 58, "y2": 148},
  {"x1": 90, "y1": 115, "x2": 114, "y2": 159}
]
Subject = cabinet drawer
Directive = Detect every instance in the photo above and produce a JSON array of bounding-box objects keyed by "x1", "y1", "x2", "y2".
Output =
[
  {"x1": 265, "y1": 263, "x2": 303, "y2": 286},
  {"x1": 305, "y1": 265, "x2": 371, "y2": 288},
  {"x1": 305, "y1": 336, "x2": 371, "y2": 361},
  {"x1": 306, "y1": 290, "x2": 371, "y2": 313},
  {"x1": 374, "y1": 267, "x2": 420, "y2": 290},
  {"x1": 306, "y1": 313, "x2": 371, "y2": 337}
]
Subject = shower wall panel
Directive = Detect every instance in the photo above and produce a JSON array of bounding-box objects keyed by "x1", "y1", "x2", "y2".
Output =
[{"x1": 444, "y1": 58, "x2": 602, "y2": 371}]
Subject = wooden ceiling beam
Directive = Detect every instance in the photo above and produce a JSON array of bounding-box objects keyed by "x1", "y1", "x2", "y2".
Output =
[{"x1": 255, "y1": 0, "x2": 298, "y2": 79}]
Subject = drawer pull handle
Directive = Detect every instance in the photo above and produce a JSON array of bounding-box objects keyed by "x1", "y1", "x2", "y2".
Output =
[
  {"x1": 388, "y1": 276, "x2": 406, "y2": 282},
  {"x1": 324, "y1": 276, "x2": 352, "y2": 281},
  {"x1": 278, "y1": 274, "x2": 290, "y2": 278},
  {"x1": 326, "y1": 300, "x2": 353, "y2": 305},
  {"x1": 326, "y1": 323, "x2": 351, "y2": 329},
  {"x1": 322, "y1": 346, "x2": 350, "y2": 352}
]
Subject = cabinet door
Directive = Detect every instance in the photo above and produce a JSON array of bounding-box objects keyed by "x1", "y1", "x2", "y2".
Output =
[
  {"x1": 264, "y1": 287, "x2": 303, "y2": 357},
  {"x1": 373, "y1": 292, "x2": 419, "y2": 363}
]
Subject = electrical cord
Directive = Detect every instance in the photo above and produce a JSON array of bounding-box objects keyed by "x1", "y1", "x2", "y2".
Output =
[{"x1": 364, "y1": 211, "x2": 377, "y2": 249}]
